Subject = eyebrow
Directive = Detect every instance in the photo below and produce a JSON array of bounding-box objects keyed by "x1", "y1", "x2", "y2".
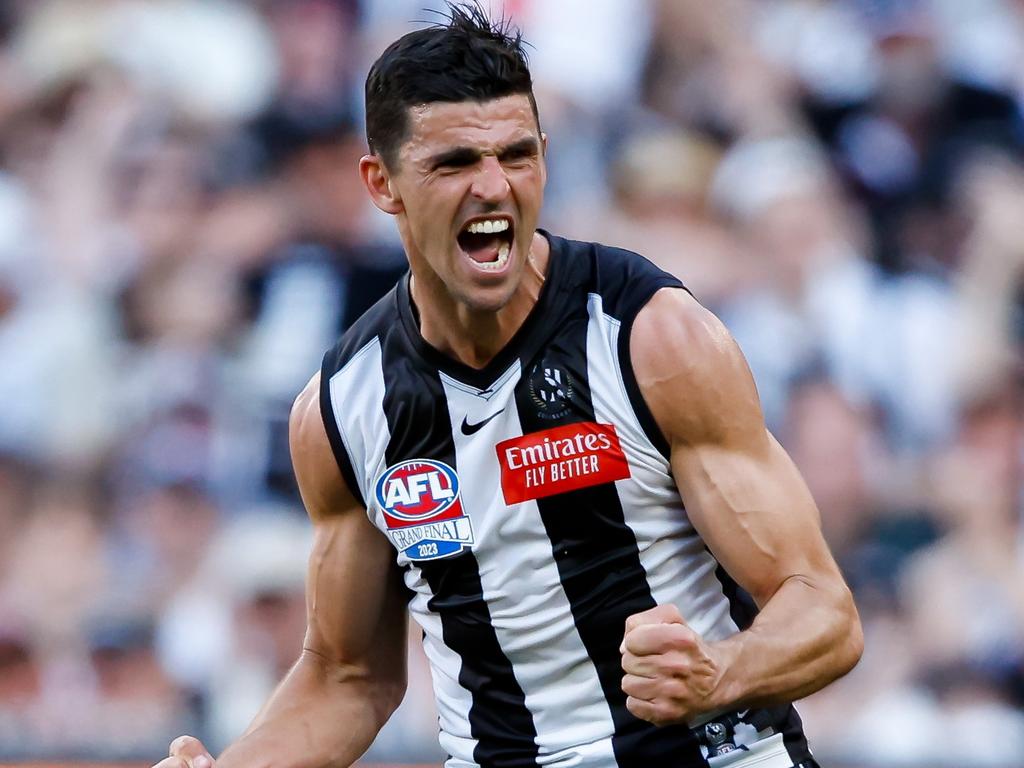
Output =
[{"x1": 426, "y1": 137, "x2": 540, "y2": 170}]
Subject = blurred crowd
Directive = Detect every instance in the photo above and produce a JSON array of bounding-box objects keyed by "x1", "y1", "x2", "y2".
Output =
[{"x1": 0, "y1": 0, "x2": 1021, "y2": 766}]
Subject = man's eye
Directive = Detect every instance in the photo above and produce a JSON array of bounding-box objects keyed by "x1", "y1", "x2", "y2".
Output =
[
  {"x1": 434, "y1": 155, "x2": 477, "y2": 171},
  {"x1": 502, "y1": 151, "x2": 535, "y2": 165}
]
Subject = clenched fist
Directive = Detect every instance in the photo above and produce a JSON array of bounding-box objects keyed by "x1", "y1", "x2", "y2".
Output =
[
  {"x1": 152, "y1": 734, "x2": 216, "y2": 768},
  {"x1": 620, "y1": 604, "x2": 728, "y2": 726}
]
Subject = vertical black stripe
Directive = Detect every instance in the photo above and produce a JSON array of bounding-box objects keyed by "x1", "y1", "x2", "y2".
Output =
[
  {"x1": 514, "y1": 313, "x2": 706, "y2": 768},
  {"x1": 713, "y1": 565, "x2": 813, "y2": 763},
  {"x1": 379, "y1": 333, "x2": 539, "y2": 768},
  {"x1": 713, "y1": 563, "x2": 758, "y2": 631},
  {"x1": 777, "y1": 705, "x2": 813, "y2": 763}
]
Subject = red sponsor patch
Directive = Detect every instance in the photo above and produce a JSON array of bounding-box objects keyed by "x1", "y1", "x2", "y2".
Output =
[{"x1": 496, "y1": 422, "x2": 631, "y2": 504}]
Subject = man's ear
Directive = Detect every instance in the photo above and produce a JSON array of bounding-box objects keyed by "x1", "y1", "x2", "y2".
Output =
[{"x1": 360, "y1": 154, "x2": 403, "y2": 215}]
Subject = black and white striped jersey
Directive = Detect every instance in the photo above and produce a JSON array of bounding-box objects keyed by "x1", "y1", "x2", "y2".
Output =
[{"x1": 320, "y1": 232, "x2": 814, "y2": 768}]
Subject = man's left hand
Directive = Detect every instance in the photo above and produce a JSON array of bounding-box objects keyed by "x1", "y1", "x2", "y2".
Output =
[{"x1": 620, "y1": 603, "x2": 728, "y2": 726}]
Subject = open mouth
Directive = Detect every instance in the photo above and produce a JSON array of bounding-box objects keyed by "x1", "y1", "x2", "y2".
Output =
[{"x1": 456, "y1": 217, "x2": 515, "y2": 271}]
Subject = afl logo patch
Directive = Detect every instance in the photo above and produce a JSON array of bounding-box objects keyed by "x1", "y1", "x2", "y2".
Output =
[
  {"x1": 528, "y1": 361, "x2": 574, "y2": 420},
  {"x1": 374, "y1": 460, "x2": 474, "y2": 562},
  {"x1": 376, "y1": 459, "x2": 460, "y2": 521}
]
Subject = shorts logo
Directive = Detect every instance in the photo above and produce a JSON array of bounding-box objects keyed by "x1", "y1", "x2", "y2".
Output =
[
  {"x1": 375, "y1": 459, "x2": 474, "y2": 561},
  {"x1": 528, "y1": 361, "x2": 574, "y2": 420},
  {"x1": 496, "y1": 422, "x2": 631, "y2": 504}
]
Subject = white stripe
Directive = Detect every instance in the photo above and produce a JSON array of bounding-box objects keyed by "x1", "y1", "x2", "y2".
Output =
[
  {"x1": 439, "y1": 364, "x2": 618, "y2": 765},
  {"x1": 707, "y1": 733, "x2": 793, "y2": 768},
  {"x1": 328, "y1": 337, "x2": 479, "y2": 765},
  {"x1": 328, "y1": 338, "x2": 389, "y2": 504},
  {"x1": 585, "y1": 293, "x2": 739, "y2": 643}
]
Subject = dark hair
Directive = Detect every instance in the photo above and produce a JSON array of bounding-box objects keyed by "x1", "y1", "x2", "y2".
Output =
[{"x1": 364, "y1": 2, "x2": 538, "y2": 169}]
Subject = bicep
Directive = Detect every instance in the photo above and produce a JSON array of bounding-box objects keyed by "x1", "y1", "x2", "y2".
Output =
[
  {"x1": 290, "y1": 373, "x2": 408, "y2": 680},
  {"x1": 303, "y1": 511, "x2": 408, "y2": 682},
  {"x1": 632, "y1": 289, "x2": 842, "y2": 607}
]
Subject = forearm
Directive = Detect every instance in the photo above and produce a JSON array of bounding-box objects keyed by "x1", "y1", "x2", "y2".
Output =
[
  {"x1": 712, "y1": 575, "x2": 862, "y2": 710},
  {"x1": 217, "y1": 650, "x2": 403, "y2": 768}
]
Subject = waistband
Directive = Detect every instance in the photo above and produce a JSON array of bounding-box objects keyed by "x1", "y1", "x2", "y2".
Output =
[{"x1": 694, "y1": 710, "x2": 817, "y2": 767}]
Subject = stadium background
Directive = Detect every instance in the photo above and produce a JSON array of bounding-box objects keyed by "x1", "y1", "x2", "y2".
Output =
[{"x1": 0, "y1": 0, "x2": 1022, "y2": 766}]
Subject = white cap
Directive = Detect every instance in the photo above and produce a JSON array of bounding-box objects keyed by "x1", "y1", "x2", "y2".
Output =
[
  {"x1": 710, "y1": 135, "x2": 832, "y2": 222},
  {"x1": 211, "y1": 511, "x2": 312, "y2": 601}
]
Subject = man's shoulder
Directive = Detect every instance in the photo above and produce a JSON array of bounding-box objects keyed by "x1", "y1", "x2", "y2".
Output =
[
  {"x1": 547, "y1": 232, "x2": 689, "y2": 325},
  {"x1": 548, "y1": 231, "x2": 669, "y2": 274},
  {"x1": 631, "y1": 289, "x2": 762, "y2": 446}
]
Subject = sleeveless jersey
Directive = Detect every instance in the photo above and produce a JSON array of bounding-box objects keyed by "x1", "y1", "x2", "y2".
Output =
[{"x1": 320, "y1": 232, "x2": 814, "y2": 768}]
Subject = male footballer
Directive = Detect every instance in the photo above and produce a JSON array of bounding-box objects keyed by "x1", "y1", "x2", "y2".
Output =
[{"x1": 155, "y1": 6, "x2": 861, "y2": 768}]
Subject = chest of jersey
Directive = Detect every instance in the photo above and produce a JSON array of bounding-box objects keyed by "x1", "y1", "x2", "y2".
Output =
[
  {"x1": 320, "y1": 236, "x2": 812, "y2": 767},
  {"x1": 362, "y1": 300, "x2": 673, "y2": 574}
]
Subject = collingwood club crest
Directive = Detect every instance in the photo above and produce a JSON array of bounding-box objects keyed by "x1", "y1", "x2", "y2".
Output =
[{"x1": 529, "y1": 360, "x2": 574, "y2": 420}]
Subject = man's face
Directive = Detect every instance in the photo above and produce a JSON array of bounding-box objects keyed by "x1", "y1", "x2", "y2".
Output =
[{"x1": 387, "y1": 94, "x2": 546, "y2": 312}]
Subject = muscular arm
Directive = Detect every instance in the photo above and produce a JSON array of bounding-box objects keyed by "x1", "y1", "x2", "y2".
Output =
[
  {"x1": 624, "y1": 289, "x2": 862, "y2": 721},
  {"x1": 215, "y1": 374, "x2": 408, "y2": 768}
]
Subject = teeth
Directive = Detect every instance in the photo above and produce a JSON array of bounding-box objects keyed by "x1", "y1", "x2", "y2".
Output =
[
  {"x1": 466, "y1": 218, "x2": 509, "y2": 234},
  {"x1": 477, "y1": 242, "x2": 511, "y2": 271}
]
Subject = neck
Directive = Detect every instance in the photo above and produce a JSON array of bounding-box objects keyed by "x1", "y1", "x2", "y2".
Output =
[{"x1": 411, "y1": 231, "x2": 550, "y2": 369}]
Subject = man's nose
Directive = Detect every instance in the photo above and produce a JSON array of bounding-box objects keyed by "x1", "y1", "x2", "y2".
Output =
[{"x1": 470, "y1": 155, "x2": 511, "y2": 203}]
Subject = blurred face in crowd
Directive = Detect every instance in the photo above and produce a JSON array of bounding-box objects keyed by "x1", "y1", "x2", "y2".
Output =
[
  {"x1": 362, "y1": 95, "x2": 546, "y2": 313},
  {"x1": 876, "y1": 33, "x2": 943, "y2": 118},
  {"x1": 236, "y1": 588, "x2": 307, "y2": 675},
  {"x1": 287, "y1": 132, "x2": 367, "y2": 241},
  {"x1": 122, "y1": 135, "x2": 207, "y2": 262},
  {"x1": 934, "y1": 394, "x2": 1022, "y2": 535},
  {"x1": 0, "y1": 637, "x2": 39, "y2": 701}
]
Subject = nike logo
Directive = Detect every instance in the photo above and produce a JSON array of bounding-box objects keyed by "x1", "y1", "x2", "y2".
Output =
[{"x1": 461, "y1": 408, "x2": 505, "y2": 435}]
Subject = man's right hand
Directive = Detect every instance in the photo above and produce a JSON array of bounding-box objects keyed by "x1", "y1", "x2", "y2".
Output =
[{"x1": 153, "y1": 735, "x2": 216, "y2": 768}]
